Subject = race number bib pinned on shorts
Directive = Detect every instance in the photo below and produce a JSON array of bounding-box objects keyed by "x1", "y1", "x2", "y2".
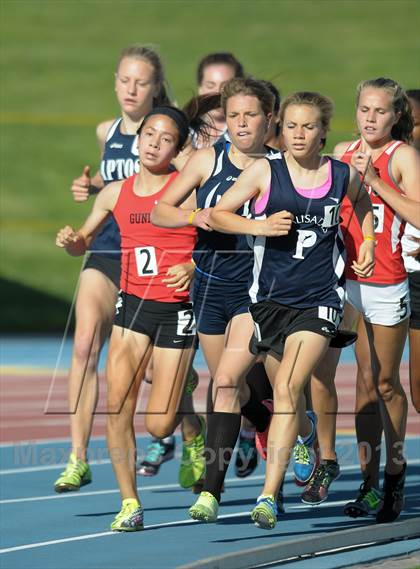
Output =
[{"x1": 177, "y1": 309, "x2": 196, "y2": 336}]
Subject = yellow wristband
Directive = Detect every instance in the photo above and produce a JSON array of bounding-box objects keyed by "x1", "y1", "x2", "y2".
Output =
[
  {"x1": 363, "y1": 235, "x2": 376, "y2": 241},
  {"x1": 188, "y1": 208, "x2": 201, "y2": 225}
]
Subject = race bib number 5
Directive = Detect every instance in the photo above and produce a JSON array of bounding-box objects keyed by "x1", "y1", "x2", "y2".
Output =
[{"x1": 135, "y1": 246, "x2": 158, "y2": 276}]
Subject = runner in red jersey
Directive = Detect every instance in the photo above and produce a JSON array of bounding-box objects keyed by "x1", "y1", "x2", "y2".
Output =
[
  {"x1": 309, "y1": 78, "x2": 419, "y2": 523},
  {"x1": 56, "y1": 107, "x2": 213, "y2": 532}
]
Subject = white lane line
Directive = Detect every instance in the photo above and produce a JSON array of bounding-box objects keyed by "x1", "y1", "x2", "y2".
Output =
[{"x1": 2, "y1": 460, "x2": 420, "y2": 505}]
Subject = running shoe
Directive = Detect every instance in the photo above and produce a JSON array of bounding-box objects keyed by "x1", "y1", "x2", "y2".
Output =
[
  {"x1": 111, "y1": 498, "x2": 144, "y2": 532},
  {"x1": 293, "y1": 410, "x2": 318, "y2": 486},
  {"x1": 301, "y1": 460, "x2": 340, "y2": 505},
  {"x1": 235, "y1": 433, "x2": 258, "y2": 478},
  {"x1": 179, "y1": 416, "x2": 206, "y2": 488},
  {"x1": 251, "y1": 495, "x2": 278, "y2": 530},
  {"x1": 344, "y1": 479, "x2": 382, "y2": 518},
  {"x1": 185, "y1": 367, "x2": 199, "y2": 395},
  {"x1": 137, "y1": 436, "x2": 175, "y2": 476},
  {"x1": 54, "y1": 452, "x2": 92, "y2": 493},
  {"x1": 189, "y1": 491, "x2": 219, "y2": 522},
  {"x1": 376, "y1": 462, "x2": 406, "y2": 524},
  {"x1": 255, "y1": 399, "x2": 273, "y2": 460}
]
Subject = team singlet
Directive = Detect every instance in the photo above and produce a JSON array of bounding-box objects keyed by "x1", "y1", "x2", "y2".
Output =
[
  {"x1": 340, "y1": 139, "x2": 407, "y2": 284},
  {"x1": 250, "y1": 153, "x2": 349, "y2": 312},
  {"x1": 113, "y1": 173, "x2": 196, "y2": 302},
  {"x1": 90, "y1": 118, "x2": 140, "y2": 258},
  {"x1": 194, "y1": 139, "x2": 276, "y2": 283}
]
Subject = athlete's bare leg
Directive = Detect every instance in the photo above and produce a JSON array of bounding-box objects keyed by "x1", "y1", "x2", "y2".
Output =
[
  {"x1": 145, "y1": 345, "x2": 196, "y2": 438},
  {"x1": 353, "y1": 318, "x2": 382, "y2": 488},
  {"x1": 69, "y1": 269, "x2": 117, "y2": 461},
  {"x1": 365, "y1": 319, "x2": 408, "y2": 475},
  {"x1": 212, "y1": 313, "x2": 257, "y2": 413},
  {"x1": 261, "y1": 332, "x2": 330, "y2": 498},
  {"x1": 106, "y1": 327, "x2": 152, "y2": 501},
  {"x1": 310, "y1": 303, "x2": 359, "y2": 460},
  {"x1": 408, "y1": 326, "x2": 420, "y2": 413}
]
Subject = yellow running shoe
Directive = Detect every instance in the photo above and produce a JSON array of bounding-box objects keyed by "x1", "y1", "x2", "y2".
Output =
[
  {"x1": 251, "y1": 495, "x2": 277, "y2": 530},
  {"x1": 111, "y1": 498, "x2": 144, "y2": 532},
  {"x1": 54, "y1": 453, "x2": 92, "y2": 493},
  {"x1": 179, "y1": 415, "x2": 206, "y2": 489},
  {"x1": 189, "y1": 491, "x2": 219, "y2": 522}
]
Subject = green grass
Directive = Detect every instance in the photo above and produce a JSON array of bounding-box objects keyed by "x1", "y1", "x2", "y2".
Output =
[{"x1": 1, "y1": 0, "x2": 419, "y2": 330}]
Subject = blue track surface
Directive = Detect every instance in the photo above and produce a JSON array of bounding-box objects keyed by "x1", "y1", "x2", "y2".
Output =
[{"x1": 1, "y1": 436, "x2": 419, "y2": 568}]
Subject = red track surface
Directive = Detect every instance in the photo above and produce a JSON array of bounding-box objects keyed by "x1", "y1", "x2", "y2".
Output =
[{"x1": 1, "y1": 363, "x2": 418, "y2": 443}]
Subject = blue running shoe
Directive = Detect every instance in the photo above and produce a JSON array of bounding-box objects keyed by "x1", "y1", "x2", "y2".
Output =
[
  {"x1": 293, "y1": 410, "x2": 318, "y2": 486},
  {"x1": 137, "y1": 436, "x2": 175, "y2": 476}
]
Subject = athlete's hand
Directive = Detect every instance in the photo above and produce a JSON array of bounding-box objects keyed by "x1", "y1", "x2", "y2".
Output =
[
  {"x1": 56, "y1": 226, "x2": 86, "y2": 256},
  {"x1": 351, "y1": 152, "x2": 377, "y2": 185},
  {"x1": 352, "y1": 240, "x2": 375, "y2": 278},
  {"x1": 259, "y1": 211, "x2": 294, "y2": 236},
  {"x1": 406, "y1": 235, "x2": 420, "y2": 259},
  {"x1": 163, "y1": 261, "x2": 195, "y2": 292},
  {"x1": 71, "y1": 166, "x2": 91, "y2": 202},
  {"x1": 192, "y1": 208, "x2": 213, "y2": 231},
  {"x1": 56, "y1": 225, "x2": 78, "y2": 247}
]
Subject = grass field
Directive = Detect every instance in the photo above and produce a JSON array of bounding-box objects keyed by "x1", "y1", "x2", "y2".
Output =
[{"x1": 1, "y1": 0, "x2": 419, "y2": 330}]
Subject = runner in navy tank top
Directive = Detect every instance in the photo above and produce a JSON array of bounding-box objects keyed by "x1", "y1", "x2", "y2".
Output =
[
  {"x1": 211, "y1": 91, "x2": 374, "y2": 530},
  {"x1": 54, "y1": 46, "x2": 178, "y2": 494},
  {"x1": 153, "y1": 78, "x2": 294, "y2": 521}
]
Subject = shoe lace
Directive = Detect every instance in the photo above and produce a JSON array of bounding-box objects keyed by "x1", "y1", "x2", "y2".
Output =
[
  {"x1": 61, "y1": 460, "x2": 82, "y2": 479},
  {"x1": 144, "y1": 441, "x2": 165, "y2": 463},
  {"x1": 293, "y1": 442, "x2": 310, "y2": 465},
  {"x1": 115, "y1": 502, "x2": 134, "y2": 523}
]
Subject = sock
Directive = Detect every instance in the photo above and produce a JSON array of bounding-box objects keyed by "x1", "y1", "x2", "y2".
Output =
[
  {"x1": 240, "y1": 386, "x2": 271, "y2": 433},
  {"x1": 245, "y1": 363, "x2": 273, "y2": 401},
  {"x1": 203, "y1": 412, "x2": 241, "y2": 502},
  {"x1": 240, "y1": 429, "x2": 255, "y2": 439},
  {"x1": 161, "y1": 436, "x2": 173, "y2": 445},
  {"x1": 206, "y1": 378, "x2": 214, "y2": 415}
]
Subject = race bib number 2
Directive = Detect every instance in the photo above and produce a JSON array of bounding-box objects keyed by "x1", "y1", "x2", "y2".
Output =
[{"x1": 135, "y1": 246, "x2": 158, "y2": 277}]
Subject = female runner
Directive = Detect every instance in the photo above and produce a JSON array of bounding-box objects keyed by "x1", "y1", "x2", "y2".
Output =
[
  {"x1": 54, "y1": 45, "x2": 174, "y2": 492},
  {"x1": 210, "y1": 91, "x2": 374, "y2": 529},
  {"x1": 152, "y1": 78, "x2": 303, "y2": 522},
  {"x1": 57, "y1": 106, "x2": 210, "y2": 531},
  {"x1": 336, "y1": 78, "x2": 419, "y2": 523}
]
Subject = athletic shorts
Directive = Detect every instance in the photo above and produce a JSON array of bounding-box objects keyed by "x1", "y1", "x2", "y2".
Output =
[
  {"x1": 408, "y1": 271, "x2": 420, "y2": 329},
  {"x1": 191, "y1": 271, "x2": 250, "y2": 335},
  {"x1": 346, "y1": 279, "x2": 410, "y2": 326},
  {"x1": 114, "y1": 291, "x2": 196, "y2": 349},
  {"x1": 249, "y1": 300, "x2": 341, "y2": 358},
  {"x1": 83, "y1": 253, "x2": 121, "y2": 289}
]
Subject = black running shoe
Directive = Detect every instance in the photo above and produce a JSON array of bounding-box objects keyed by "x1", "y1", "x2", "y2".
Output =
[
  {"x1": 301, "y1": 460, "x2": 340, "y2": 505},
  {"x1": 376, "y1": 462, "x2": 406, "y2": 524}
]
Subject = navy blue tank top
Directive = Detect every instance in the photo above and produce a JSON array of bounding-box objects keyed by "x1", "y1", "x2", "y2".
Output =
[
  {"x1": 193, "y1": 140, "x2": 275, "y2": 283},
  {"x1": 249, "y1": 154, "x2": 349, "y2": 311},
  {"x1": 90, "y1": 118, "x2": 140, "y2": 258}
]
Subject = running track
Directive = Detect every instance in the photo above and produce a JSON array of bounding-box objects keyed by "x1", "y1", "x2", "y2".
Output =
[{"x1": 0, "y1": 337, "x2": 419, "y2": 568}]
